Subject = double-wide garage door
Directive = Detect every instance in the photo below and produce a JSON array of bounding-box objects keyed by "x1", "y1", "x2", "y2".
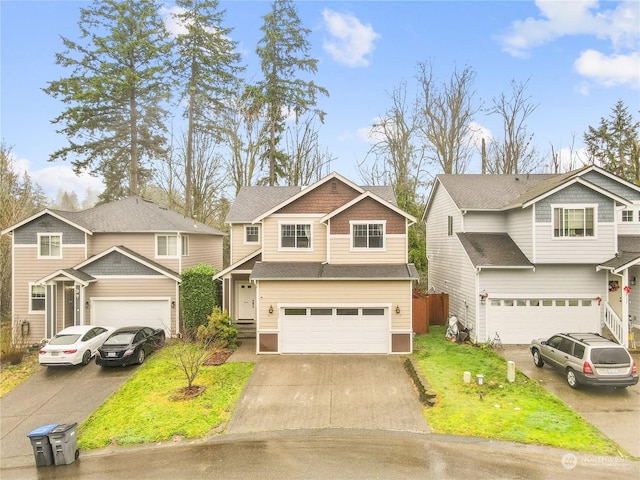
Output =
[
  {"x1": 280, "y1": 306, "x2": 389, "y2": 353},
  {"x1": 92, "y1": 299, "x2": 171, "y2": 336}
]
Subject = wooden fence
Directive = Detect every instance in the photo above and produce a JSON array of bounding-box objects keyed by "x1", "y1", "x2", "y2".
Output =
[{"x1": 412, "y1": 291, "x2": 449, "y2": 334}]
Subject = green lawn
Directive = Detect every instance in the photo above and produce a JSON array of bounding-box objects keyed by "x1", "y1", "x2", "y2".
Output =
[
  {"x1": 414, "y1": 327, "x2": 625, "y2": 456},
  {"x1": 0, "y1": 351, "x2": 39, "y2": 398},
  {"x1": 78, "y1": 344, "x2": 253, "y2": 449}
]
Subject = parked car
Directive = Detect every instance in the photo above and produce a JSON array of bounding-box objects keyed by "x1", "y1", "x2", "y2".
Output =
[
  {"x1": 530, "y1": 332, "x2": 638, "y2": 389},
  {"x1": 95, "y1": 326, "x2": 166, "y2": 367},
  {"x1": 39, "y1": 325, "x2": 115, "y2": 366}
]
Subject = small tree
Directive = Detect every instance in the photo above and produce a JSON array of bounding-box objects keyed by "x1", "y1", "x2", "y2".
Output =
[
  {"x1": 171, "y1": 335, "x2": 212, "y2": 391},
  {"x1": 180, "y1": 263, "x2": 219, "y2": 330}
]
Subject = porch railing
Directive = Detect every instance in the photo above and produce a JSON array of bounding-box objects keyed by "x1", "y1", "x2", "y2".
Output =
[{"x1": 604, "y1": 302, "x2": 628, "y2": 348}]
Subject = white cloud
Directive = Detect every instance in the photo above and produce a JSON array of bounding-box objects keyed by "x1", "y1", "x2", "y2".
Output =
[
  {"x1": 574, "y1": 50, "x2": 640, "y2": 88},
  {"x1": 322, "y1": 10, "x2": 380, "y2": 67},
  {"x1": 160, "y1": 5, "x2": 188, "y2": 38}
]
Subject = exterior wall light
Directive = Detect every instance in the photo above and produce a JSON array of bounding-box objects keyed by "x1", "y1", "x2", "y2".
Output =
[
  {"x1": 395, "y1": 305, "x2": 400, "y2": 314},
  {"x1": 269, "y1": 305, "x2": 274, "y2": 314}
]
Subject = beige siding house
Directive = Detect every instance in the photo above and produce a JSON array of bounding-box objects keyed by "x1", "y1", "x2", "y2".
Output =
[
  {"x1": 424, "y1": 166, "x2": 640, "y2": 347},
  {"x1": 214, "y1": 172, "x2": 419, "y2": 354},
  {"x1": 2, "y1": 197, "x2": 224, "y2": 343}
]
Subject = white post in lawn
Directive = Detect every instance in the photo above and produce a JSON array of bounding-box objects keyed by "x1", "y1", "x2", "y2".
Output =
[{"x1": 507, "y1": 361, "x2": 516, "y2": 383}]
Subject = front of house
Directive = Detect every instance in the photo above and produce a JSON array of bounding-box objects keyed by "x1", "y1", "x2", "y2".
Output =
[
  {"x1": 2, "y1": 197, "x2": 224, "y2": 344},
  {"x1": 424, "y1": 166, "x2": 640, "y2": 347},
  {"x1": 214, "y1": 172, "x2": 419, "y2": 354}
]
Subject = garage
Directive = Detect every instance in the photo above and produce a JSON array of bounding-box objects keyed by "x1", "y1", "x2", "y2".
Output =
[
  {"x1": 280, "y1": 306, "x2": 389, "y2": 353},
  {"x1": 487, "y1": 297, "x2": 600, "y2": 344},
  {"x1": 91, "y1": 298, "x2": 171, "y2": 336}
]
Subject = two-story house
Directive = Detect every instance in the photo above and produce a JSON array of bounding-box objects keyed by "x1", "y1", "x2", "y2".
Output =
[
  {"x1": 2, "y1": 197, "x2": 224, "y2": 344},
  {"x1": 213, "y1": 172, "x2": 419, "y2": 354},
  {"x1": 423, "y1": 165, "x2": 640, "y2": 347}
]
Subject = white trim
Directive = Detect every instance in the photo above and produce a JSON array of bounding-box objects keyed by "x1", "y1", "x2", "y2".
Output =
[
  {"x1": 550, "y1": 203, "x2": 598, "y2": 240},
  {"x1": 244, "y1": 225, "x2": 260, "y2": 245},
  {"x1": 1, "y1": 209, "x2": 93, "y2": 236},
  {"x1": 155, "y1": 233, "x2": 179, "y2": 258},
  {"x1": 28, "y1": 282, "x2": 46, "y2": 315},
  {"x1": 349, "y1": 220, "x2": 386, "y2": 252},
  {"x1": 37, "y1": 232, "x2": 63, "y2": 259},
  {"x1": 277, "y1": 221, "x2": 313, "y2": 251}
]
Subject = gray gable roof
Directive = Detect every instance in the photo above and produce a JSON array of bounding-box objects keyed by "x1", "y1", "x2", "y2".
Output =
[
  {"x1": 226, "y1": 184, "x2": 397, "y2": 223},
  {"x1": 52, "y1": 197, "x2": 224, "y2": 235},
  {"x1": 598, "y1": 235, "x2": 640, "y2": 272},
  {"x1": 250, "y1": 262, "x2": 419, "y2": 280},
  {"x1": 457, "y1": 233, "x2": 533, "y2": 268}
]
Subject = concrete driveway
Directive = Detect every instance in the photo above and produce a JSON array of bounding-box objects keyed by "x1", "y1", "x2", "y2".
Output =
[
  {"x1": 226, "y1": 354, "x2": 430, "y2": 434},
  {"x1": 0, "y1": 359, "x2": 138, "y2": 468},
  {"x1": 499, "y1": 346, "x2": 640, "y2": 458}
]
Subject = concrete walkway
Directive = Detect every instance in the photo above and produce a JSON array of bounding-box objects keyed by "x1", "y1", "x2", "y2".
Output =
[{"x1": 226, "y1": 351, "x2": 430, "y2": 434}]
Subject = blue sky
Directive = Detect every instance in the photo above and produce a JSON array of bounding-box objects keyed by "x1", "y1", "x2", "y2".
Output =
[{"x1": 1, "y1": 0, "x2": 639, "y2": 202}]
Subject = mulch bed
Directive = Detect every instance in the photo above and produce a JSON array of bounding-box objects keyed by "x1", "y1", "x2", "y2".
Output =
[
  {"x1": 169, "y1": 385, "x2": 206, "y2": 401},
  {"x1": 203, "y1": 350, "x2": 234, "y2": 366}
]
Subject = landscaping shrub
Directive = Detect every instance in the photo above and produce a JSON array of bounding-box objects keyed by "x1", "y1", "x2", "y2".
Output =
[
  {"x1": 0, "y1": 321, "x2": 29, "y2": 365},
  {"x1": 196, "y1": 307, "x2": 237, "y2": 349},
  {"x1": 180, "y1": 264, "x2": 219, "y2": 330}
]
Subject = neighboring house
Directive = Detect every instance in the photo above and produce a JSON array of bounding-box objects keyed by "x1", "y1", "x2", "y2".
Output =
[
  {"x1": 213, "y1": 172, "x2": 419, "y2": 354},
  {"x1": 2, "y1": 197, "x2": 224, "y2": 344},
  {"x1": 423, "y1": 165, "x2": 640, "y2": 347}
]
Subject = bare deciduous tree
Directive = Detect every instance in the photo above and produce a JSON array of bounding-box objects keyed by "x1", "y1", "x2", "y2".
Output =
[{"x1": 282, "y1": 114, "x2": 334, "y2": 186}]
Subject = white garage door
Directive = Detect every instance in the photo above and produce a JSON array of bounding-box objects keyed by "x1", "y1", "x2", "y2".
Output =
[
  {"x1": 487, "y1": 298, "x2": 600, "y2": 344},
  {"x1": 280, "y1": 307, "x2": 389, "y2": 353},
  {"x1": 92, "y1": 299, "x2": 171, "y2": 336}
]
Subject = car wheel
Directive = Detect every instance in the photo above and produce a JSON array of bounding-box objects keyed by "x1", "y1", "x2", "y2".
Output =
[
  {"x1": 532, "y1": 348, "x2": 544, "y2": 367},
  {"x1": 81, "y1": 350, "x2": 92, "y2": 366},
  {"x1": 566, "y1": 368, "x2": 580, "y2": 389},
  {"x1": 137, "y1": 349, "x2": 145, "y2": 365}
]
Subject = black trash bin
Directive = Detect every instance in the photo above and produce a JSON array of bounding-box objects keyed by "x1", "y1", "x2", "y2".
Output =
[
  {"x1": 49, "y1": 423, "x2": 79, "y2": 465},
  {"x1": 26, "y1": 424, "x2": 58, "y2": 467}
]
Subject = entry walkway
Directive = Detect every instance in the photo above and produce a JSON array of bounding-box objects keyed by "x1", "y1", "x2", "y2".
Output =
[{"x1": 226, "y1": 354, "x2": 430, "y2": 434}]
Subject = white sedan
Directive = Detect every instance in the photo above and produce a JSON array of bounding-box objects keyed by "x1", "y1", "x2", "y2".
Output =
[{"x1": 39, "y1": 325, "x2": 115, "y2": 366}]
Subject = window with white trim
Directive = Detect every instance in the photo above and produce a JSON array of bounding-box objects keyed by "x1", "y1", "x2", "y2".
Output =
[
  {"x1": 280, "y1": 223, "x2": 311, "y2": 249},
  {"x1": 30, "y1": 284, "x2": 45, "y2": 312},
  {"x1": 245, "y1": 225, "x2": 259, "y2": 243},
  {"x1": 181, "y1": 235, "x2": 189, "y2": 256},
  {"x1": 553, "y1": 206, "x2": 595, "y2": 237},
  {"x1": 447, "y1": 216, "x2": 453, "y2": 236},
  {"x1": 622, "y1": 210, "x2": 634, "y2": 222},
  {"x1": 38, "y1": 233, "x2": 61, "y2": 258},
  {"x1": 157, "y1": 234, "x2": 178, "y2": 257},
  {"x1": 352, "y1": 222, "x2": 384, "y2": 249}
]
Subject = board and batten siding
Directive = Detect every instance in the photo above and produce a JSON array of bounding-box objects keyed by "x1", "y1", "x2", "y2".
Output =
[
  {"x1": 425, "y1": 186, "x2": 477, "y2": 334},
  {"x1": 230, "y1": 224, "x2": 261, "y2": 264},
  {"x1": 261, "y1": 215, "x2": 327, "y2": 262},
  {"x1": 256, "y1": 280, "x2": 412, "y2": 331},
  {"x1": 328, "y1": 235, "x2": 407, "y2": 264}
]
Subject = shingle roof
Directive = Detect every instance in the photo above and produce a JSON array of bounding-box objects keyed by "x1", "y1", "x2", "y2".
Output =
[
  {"x1": 250, "y1": 262, "x2": 419, "y2": 280},
  {"x1": 598, "y1": 236, "x2": 640, "y2": 271},
  {"x1": 226, "y1": 184, "x2": 397, "y2": 223},
  {"x1": 457, "y1": 233, "x2": 533, "y2": 268},
  {"x1": 52, "y1": 197, "x2": 224, "y2": 235}
]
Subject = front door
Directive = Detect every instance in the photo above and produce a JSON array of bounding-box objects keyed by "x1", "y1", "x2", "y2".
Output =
[{"x1": 237, "y1": 282, "x2": 255, "y2": 321}]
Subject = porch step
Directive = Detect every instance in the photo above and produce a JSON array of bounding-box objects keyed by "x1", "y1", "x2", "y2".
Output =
[{"x1": 235, "y1": 322, "x2": 256, "y2": 339}]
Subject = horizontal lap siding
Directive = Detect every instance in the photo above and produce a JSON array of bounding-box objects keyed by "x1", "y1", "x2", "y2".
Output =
[
  {"x1": 261, "y1": 216, "x2": 327, "y2": 262},
  {"x1": 231, "y1": 225, "x2": 260, "y2": 264},
  {"x1": 329, "y1": 235, "x2": 407, "y2": 264},
  {"x1": 534, "y1": 223, "x2": 616, "y2": 263},
  {"x1": 182, "y1": 234, "x2": 223, "y2": 271},
  {"x1": 257, "y1": 280, "x2": 412, "y2": 330}
]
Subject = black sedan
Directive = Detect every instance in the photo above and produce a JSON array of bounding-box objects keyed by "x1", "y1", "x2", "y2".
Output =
[{"x1": 96, "y1": 326, "x2": 165, "y2": 367}]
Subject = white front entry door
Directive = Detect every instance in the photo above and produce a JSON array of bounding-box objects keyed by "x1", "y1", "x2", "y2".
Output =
[{"x1": 237, "y1": 282, "x2": 255, "y2": 321}]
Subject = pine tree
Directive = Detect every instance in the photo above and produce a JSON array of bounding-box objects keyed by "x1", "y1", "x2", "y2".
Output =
[
  {"x1": 254, "y1": 0, "x2": 328, "y2": 185},
  {"x1": 43, "y1": 0, "x2": 172, "y2": 201}
]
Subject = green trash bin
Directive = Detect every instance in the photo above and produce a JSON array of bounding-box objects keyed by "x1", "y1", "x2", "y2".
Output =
[
  {"x1": 48, "y1": 423, "x2": 79, "y2": 465},
  {"x1": 26, "y1": 424, "x2": 58, "y2": 467}
]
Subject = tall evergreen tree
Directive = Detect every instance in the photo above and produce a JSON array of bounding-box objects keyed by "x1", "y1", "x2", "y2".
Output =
[
  {"x1": 584, "y1": 100, "x2": 640, "y2": 185},
  {"x1": 172, "y1": 0, "x2": 243, "y2": 216},
  {"x1": 43, "y1": 0, "x2": 172, "y2": 202},
  {"x1": 254, "y1": 0, "x2": 328, "y2": 185}
]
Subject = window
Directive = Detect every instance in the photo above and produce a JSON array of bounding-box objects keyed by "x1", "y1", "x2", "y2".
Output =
[
  {"x1": 245, "y1": 226, "x2": 259, "y2": 243},
  {"x1": 181, "y1": 235, "x2": 189, "y2": 256},
  {"x1": 352, "y1": 223, "x2": 384, "y2": 249},
  {"x1": 447, "y1": 216, "x2": 453, "y2": 236},
  {"x1": 30, "y1": 284, "x2": 45, "y2": 312},
  {"x1": 157, "y1": 234, "x2": 178, "y2": 256},
  {"x1": 38, "y1": 233, "x2": 61, "y2": 258},
  {"x1": 553, "y1": 207, "x2": 595, "y2": 237},
  {"x1": 622, "y1": 210, "x2": 634, "y2": 222},
  {"x1": 280, "y1": 224, "x2": 311, "y2": 249}
]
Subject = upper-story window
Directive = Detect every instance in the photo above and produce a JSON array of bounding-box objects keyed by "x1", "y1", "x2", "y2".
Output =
[
  {"x1": 30, "y1": 284, "x2": 45, "y2": 313},
  {"x1": 38, "y1": 233, "x2": 62, "y2": 258},
  {"x1": 245, "y1": 226, "x2": 259, "y2": 244},
  {"x1": 622, "y1": 210, "x2": 635, "y2": 222},
  {"x1": 181, "y1": 235, "x2": 189, "y2": 256},
  {"x1": 553, "y1": 206, "x2": 595, "y2": 238},
  {"x1": 447, "y1": 216, "x2": 453, "y2": 236},
  {"x1": 280, "y1": 223, "x2": 311, "y2": 249},
  {"x1": 157, "y1": 234, "x2": 178, "y2": 257},
  {"x1": 352, "y1": 222, "x2": 384, "y2": 249}
]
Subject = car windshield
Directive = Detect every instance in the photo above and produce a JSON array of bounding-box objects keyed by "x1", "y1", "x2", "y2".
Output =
[
  {"x1": 590, "y1": 348, "x2": 630, "y2": 365},
  {"x1": 48, "y1": 334, "x2": 81, "y2": 345},
  {"x1": 104, "y1": 333, "x2": 135, "y2": 345}
]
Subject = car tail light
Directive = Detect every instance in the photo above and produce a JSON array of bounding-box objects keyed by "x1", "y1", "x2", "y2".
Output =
[
  {"x1": 63, "y1": 349, "x2": 78, "y2": 354},
  {"x1": 583, "y1": 362, "x2": 594, "y2": 375},
  {"x1": 632, "y1": 362, "x2": 637, "y2": 375}
]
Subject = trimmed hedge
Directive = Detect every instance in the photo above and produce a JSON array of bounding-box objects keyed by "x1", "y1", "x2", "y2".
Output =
[{"x1": 181, "y1": 264, "x2": 219, "y2": 331}]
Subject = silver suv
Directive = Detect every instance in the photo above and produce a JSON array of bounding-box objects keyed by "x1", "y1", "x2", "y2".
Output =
[{"x1": 530, "y1": 333, "x2": 638, "y2": 389}]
